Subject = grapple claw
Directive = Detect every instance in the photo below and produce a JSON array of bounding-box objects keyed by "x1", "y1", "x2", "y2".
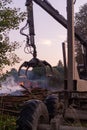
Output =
[
  {"x1": 18, "y1": 61, "x2": 29, "y2": 77},
  {"x1": 42, "y1": 60, "x2": 53, "y2": 73},
  {"x1": 25, "y1": 58, "x2": 46, "y2": 76},
  {"x1": 18, "y1": 58, "x2": 53, "y2": 78}
]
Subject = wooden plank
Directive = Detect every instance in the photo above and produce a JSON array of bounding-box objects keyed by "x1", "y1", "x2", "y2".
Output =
[
  {"x1": 60, "y1": 126, "x2": 87, "y2": 130},
  {"x1": 65, "y1": 108, "x2": 87, "y2": 120},
  {"x1": 0, "y1": 108, "x2": 19, "y2": 116}
]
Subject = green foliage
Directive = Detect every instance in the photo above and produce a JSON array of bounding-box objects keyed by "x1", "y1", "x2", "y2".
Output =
[
  {"x1": 0, "y1": 7, "x2": 25, "y2": 31},
  {"x1": 75, "y1": 42, "x2": 83, "y2": 64},
  {"x1": 75, "y1": 3, "x2": 87, "y2": 64},
  {"x1": 0, "y1": 114, "x2": 16, "y2": 130},
  {"x1": 0, "y1": 0, "x2": 26, "y2": 71},
  {"x1": 75, "y1": 3, "x2": 87, "y2": 40}
]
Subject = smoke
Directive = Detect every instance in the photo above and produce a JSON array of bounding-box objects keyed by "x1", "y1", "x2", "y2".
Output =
[
  {"x1": 0, "y1": 76, "x2": 23, "y2": 95},
  {"x1": 0, "y1": 69, "x2": 63, "y2": 95},
  {"x1": 0, "y1": 74, "x2": 50, "y2": 95}
]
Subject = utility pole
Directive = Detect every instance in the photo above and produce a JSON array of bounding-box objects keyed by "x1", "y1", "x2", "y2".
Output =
[{"x1": 67, "y1": 0, "x2": 75, "y2": 91}]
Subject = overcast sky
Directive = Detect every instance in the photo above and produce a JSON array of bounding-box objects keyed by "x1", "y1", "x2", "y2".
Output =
[{"x1": 6, "y1": 0, "x2": 87, "y2": 71}]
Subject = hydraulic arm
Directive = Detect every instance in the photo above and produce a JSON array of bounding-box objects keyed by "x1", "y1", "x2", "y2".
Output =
[
  {"x1": 18, "y1": 0, "x2": 53, "y2": 77},
  {"x1": 26, "y1": 0, "x2": 36, "y2": 58},
  {"x1": 18, "y1": 0, "x2": 87, "y2": 77}
]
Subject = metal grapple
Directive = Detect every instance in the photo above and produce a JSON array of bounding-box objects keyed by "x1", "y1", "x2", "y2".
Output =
[{"x1": 18, "y1": 57, "x2": 53, "y2": 77}]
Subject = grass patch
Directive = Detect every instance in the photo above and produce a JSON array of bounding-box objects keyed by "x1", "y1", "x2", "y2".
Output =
[{"x1": 0, "y1": 114, "x2": 16, "y2": 130}]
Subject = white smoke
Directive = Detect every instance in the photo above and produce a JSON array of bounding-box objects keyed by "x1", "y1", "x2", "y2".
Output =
[{"x1": 0, "y1": 76, "x2": 23, "y2": 95}]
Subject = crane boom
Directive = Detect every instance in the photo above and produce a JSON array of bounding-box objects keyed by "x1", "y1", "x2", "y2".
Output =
[{"x1": 26, "y1": 0, "x2": 87, "y2": 47}]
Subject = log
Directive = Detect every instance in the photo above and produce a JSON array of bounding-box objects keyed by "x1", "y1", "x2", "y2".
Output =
[
  {"x1": 65, "y1": 108, "x2": 87, "y2": 120},
  {"x1": 0, "y1": 108, "x2": 19, "y2": 116},
  {"x1": 59, "y1": 126, "x2": 87, "y2": 130}
]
